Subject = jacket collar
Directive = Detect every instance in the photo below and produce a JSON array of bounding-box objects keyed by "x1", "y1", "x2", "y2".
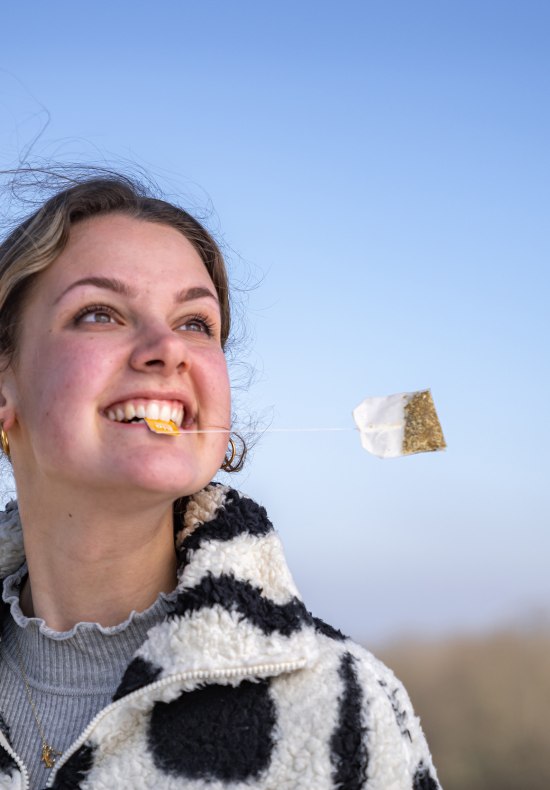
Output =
[
  {"x1": 0, "y1": 485, "x2": 319, "y2": 693},
  {"x1": 121, "y1": 484, "x2": 319, "y2": 692}
]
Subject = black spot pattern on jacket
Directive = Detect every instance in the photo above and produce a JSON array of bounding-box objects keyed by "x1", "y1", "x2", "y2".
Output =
[
  {"x1": 178, "y1": 488, "x2": 273, "y2": 563},
  {"x1": 170, "y1": 572, "x2": 313, "y2": 636},
  {"x1": 413, "y1": 761, "x2": 439, "y2": 789},
  {"x1": 113, "y1": 656, "x2": 163, "y2": 701},
  {"x1": 378, "y1": 679, "x2": 413, "y2": 742},
  {"x1": 50, "y1": 744, "x2": 96, "y2": 789},
  {"x1": 0, "y1": 746, "x2": 17, "y2": 778},
  {"x1": 0, "y1": 712, "x2": 16, "y2": 779},
  {"x1": 330, "y1": 652, "x2": 369, "y2": 790},
  {"x1": 313, "y1": 615, "x2": 348, "y2": 641},
  {"x1": 0, "y1": 712, "x2": 11, "y2": 744},
  {"x1": 148, "y1": 680, "x2": 276, "y2": 781}
]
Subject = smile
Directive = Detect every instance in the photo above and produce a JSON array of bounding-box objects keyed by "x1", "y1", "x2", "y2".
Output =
[{"x1": 105, "y1": 399, "x2": 185, "y2": 427}]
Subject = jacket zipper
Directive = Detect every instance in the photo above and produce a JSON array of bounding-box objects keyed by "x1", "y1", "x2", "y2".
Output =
[{"x1": 44, "y1": 658, "x2": 307, "y2": 788}]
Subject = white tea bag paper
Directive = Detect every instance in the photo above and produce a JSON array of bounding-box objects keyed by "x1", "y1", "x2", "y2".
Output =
[{"x1": 353, "y1": 390, "x2": 446, "y2": 459}]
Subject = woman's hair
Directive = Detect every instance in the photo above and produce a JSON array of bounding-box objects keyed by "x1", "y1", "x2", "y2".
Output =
[{"x1": 0, "y1": 173, "x2": 231, "y2": 364}]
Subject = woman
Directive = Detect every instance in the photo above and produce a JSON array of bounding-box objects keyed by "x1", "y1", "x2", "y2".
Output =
[{"x1": 0, "y1": 174, "x2": 440, "y2": 789}]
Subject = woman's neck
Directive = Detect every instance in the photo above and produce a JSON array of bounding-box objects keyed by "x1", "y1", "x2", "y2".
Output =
[{"x1": 16, "y1": 486, "x2": 178, "y2": 632}]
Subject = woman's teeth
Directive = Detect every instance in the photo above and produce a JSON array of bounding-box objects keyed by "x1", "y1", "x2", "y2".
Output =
[{"x1": 106, "y1": 401, "x2": 184, "y2": 427}]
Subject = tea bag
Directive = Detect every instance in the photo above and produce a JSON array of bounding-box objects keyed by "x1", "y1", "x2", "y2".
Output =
[
  {"x1": 143, "y1": 390, "x2": 447, "y2": 461},
  {"x1": 353, "y1": 389, "x2": 446, "y2": 459}
]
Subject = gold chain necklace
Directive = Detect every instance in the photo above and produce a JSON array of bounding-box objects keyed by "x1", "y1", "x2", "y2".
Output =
[{"x1": 13, "y1": 633, "x2": 63, "y2": 769}]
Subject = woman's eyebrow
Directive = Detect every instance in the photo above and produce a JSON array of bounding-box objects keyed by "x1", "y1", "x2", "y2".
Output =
[
  {"x1": 54, "y1": 279, "x2": 219, "y2": 305},
  {"x1": 54, "y1": 276, "x2": 136, "y2": 304},
  {"x1": 174, "y1": 286, "x2": 219, "y2": 304}
]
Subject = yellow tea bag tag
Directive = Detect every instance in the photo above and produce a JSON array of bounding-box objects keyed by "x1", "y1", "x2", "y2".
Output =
[{"x1": 144, "y1": 418, "x2": 181, "y2": 436}]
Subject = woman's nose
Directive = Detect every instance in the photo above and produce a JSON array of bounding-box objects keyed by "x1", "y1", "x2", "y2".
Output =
[{"x1": 129, "y1": 324, "x2": 191, "y2": 375}]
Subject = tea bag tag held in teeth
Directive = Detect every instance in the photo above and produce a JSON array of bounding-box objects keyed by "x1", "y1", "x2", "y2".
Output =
[
  {"x1": 144, "y1": 418, "x2": 181, "y2": 436},
  {"x1": 353, "y1": 389, "x2": 446, "y2": 459}
]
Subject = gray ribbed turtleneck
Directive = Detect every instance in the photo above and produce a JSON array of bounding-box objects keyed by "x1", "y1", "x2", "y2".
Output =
[{"x1": 0, "y1": 563, "x2": 177, "y2": 790}]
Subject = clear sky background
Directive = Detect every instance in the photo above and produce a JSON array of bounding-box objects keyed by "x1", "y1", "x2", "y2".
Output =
[{"x1": 1, "y1": 1, "x2": 548, "y2": 644}]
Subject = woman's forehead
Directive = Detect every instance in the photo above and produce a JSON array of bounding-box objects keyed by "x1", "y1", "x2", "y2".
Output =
[
  {"x1": 45, "y1": 214, "x2": 217, "y2": 295},
  {"x1": 66, "y1": 213, "x2": 201, "y2": 259}
]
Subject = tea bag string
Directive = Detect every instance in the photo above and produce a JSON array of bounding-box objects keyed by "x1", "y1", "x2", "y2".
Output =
[{"x1": 176, "y1": 426, "x2": 401, "y2": 434}]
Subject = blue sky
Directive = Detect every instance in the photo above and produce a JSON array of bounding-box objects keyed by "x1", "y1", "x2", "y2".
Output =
[{"x1": 1, "y1": 0, "x2": 549, "y2": 642}]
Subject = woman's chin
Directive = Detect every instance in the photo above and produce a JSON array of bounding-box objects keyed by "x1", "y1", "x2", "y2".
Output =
[{"x1": 109, "y1": 457, "x2": 220, "y2": 500}]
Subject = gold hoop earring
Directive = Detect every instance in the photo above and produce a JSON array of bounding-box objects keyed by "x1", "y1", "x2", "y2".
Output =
[
  {"x1": 0, "y1": 428, "x2": 10, "y2": 459},
  {"x1": 220, "y1": 434, "x2": 247, "y2": 473},
  {"x1": 221, "y1": 437, "x2": 236, "y2": 472}
]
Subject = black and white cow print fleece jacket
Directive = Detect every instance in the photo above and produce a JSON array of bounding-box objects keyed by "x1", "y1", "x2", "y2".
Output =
[{"x1": 0, "y1": 484, "x2": 441, "y2": 790}]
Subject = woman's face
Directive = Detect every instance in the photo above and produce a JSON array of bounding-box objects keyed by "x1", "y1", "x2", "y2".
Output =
[{"x1": 2, "y1": 214, "x2": 231, "y2": 500}]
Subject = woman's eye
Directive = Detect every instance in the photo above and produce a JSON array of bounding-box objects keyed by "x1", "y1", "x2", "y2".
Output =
[
  {"x1": 180, "y1": 316, "x2": 213, "y2": 335},
  {"x1": 75, "y1": 306, "x2": 118, "y2": 325}
]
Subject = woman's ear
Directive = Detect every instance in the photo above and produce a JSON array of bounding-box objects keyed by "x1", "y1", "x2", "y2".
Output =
[{"x1": 0, "y1": 363, "x2": 18, "y2": 432}]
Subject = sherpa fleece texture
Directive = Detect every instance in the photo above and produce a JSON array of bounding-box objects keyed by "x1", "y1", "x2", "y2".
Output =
[{"x1": 0, "y1": 485, "x2": 441, "y2": 790}]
